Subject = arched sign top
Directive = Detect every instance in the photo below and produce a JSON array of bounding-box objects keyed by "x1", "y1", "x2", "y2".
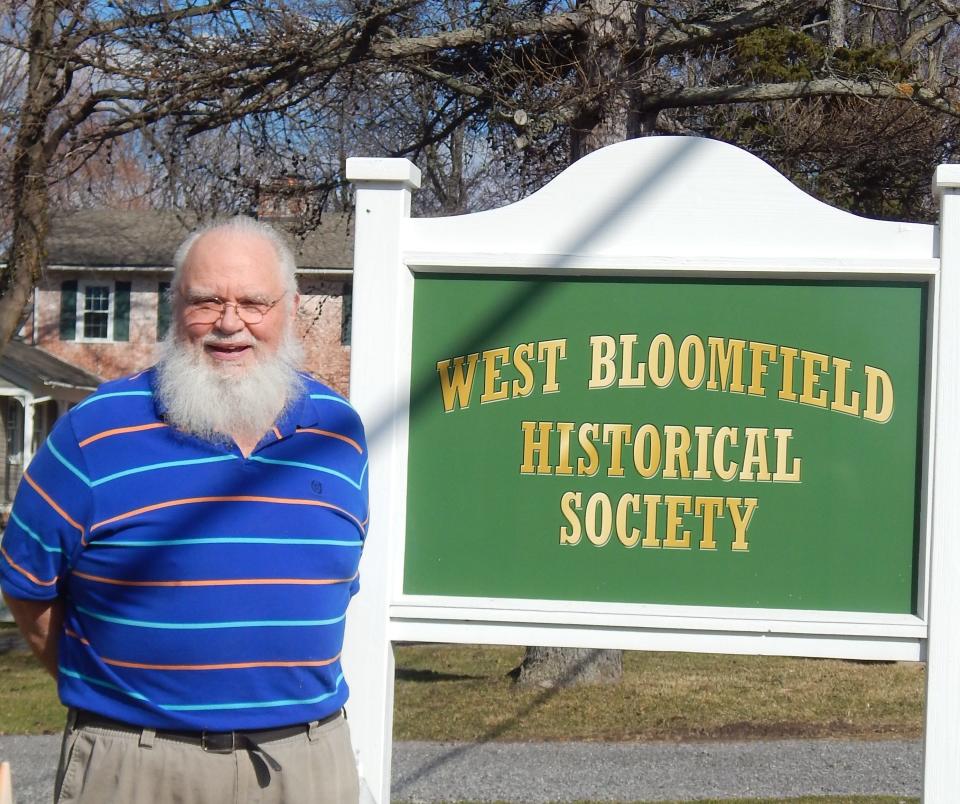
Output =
[{"x1": 406, "y1": 136, "x2": 935, "y2": 266}]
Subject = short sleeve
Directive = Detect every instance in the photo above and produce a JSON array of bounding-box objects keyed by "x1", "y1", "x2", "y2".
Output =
[{"x1": 0, "y1": 415, "x2": 92, "y2": 600}]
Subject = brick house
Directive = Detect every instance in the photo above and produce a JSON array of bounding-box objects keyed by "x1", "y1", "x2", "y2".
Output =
[
  {"x1": 24, "y1": 208, "x2": 355, "y2": 390},
  {"x1": 2, "y1": 207, "x2": 355, "y2": 513}
]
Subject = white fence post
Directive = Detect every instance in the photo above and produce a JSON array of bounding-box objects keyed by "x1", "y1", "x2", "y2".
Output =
[
  {"x1": 923, "y1": 167, "x2": 960, "y2": 801},
  {"x1": 342, "y1": 157, "x2": 421, "y2": 804}
]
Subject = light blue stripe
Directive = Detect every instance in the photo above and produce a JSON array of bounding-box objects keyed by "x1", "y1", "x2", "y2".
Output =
[
  {"x1": 359, "y1": 460, "x2": 368, "y2": 486},
  {"x1": 247, "y1": 456, "x2": 361, "y2": 490},
  {"x1": 309, "y1": 394, "x2": 351, "y2": 407},
  {"x1": 92, "y1": 454, "x2": 238, "y2": 487},
  {"x1": 89, "y1": 537, "x2": 362, "y2": 548},
  {"x1": 161, "y1": 674, "x2": 344, "y2": 711},
  {"x1": 47, "y1": 440, "x2": 91, "y2": 487},
  {"x1": 9, "y1": 511, "x2": 62, "y2": 554},
  {"x1": 59, "y1": 667, "x2": 149, "y2": 701},
  {"x1": 74, "y1": 391, "x2": 153, "y2": 410},
  {"x1": 76, "y1": 605, "x2": 346, "y2": 630}
]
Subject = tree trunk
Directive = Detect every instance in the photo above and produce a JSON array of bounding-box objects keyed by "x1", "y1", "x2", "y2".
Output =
[
  {"x1": 568, "y1": 0, "x2": 644, "y2": 161},
  {"x1": 514, "y1": 646, "x2": 623, "y2": 688},
  {"x1": 828, "y1": 0, "x2": 845, "y2": 52},
  {"x1": 0, "y1": 0, "x2": 58, "y2": 354},
  {"x1": 516, "y1": 0, "x2": 645, "y2": 689}
]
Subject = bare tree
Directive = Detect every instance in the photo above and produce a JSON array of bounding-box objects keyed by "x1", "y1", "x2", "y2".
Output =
[{"x1": 7, "y1": 0, "x2": 960, "y2": 355}]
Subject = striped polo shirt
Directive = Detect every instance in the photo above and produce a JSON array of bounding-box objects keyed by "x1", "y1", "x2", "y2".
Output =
[{"x1": 0, "y1": 368, "x2": 368, "y2": 731}]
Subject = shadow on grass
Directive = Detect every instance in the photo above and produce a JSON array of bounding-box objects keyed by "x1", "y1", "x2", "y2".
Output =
[{"x1": 395, "y1": 667, "x2": 481, "y2": 683}]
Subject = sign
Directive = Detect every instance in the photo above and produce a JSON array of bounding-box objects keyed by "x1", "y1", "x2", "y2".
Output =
[
  {"x1": 343, "y1": 137, "x2": 960, "y2": 802},
  {"x1": 406, "y1": 277, "x2": 925, "y2": 613}
]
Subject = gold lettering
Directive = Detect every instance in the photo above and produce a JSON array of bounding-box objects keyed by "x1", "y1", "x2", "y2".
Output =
[
  {"x1": 693, "y1": 426, "x2": 713, "y2": 480},
  {"x1": 773, "y1": 428, "x2": 802, "y2": 482},
  {"x1": 748, "y1": 341, "x2": 777, "y2": 397},
  {"x1": 642, "y1": 494, "x2": 662, "y2": 548},
  {"x1": 864, "y1": 365, "x2": 894, "y2": 423},
  {"x1": 714, "y1": 426, "x2": 738, "y2": 481},
  {"x1": 602, "y1": 424, "x2": 633, "y2": 477},
  {"x1": 520, "y1": 421, "x2": 553, "y2": 474},
  {"x1": 616, "y1": 493, "x2": 641, "y2": 547},
  {"x1": 588, "y1": 336, "x2": 616, "y2": 389},
  {"x1": 648, "y1": 333, "x2": 675, "y2": 388},
  {"x1": 633, "y1": 424, "x2": 662, "y2": 479},
  {"x1": 707, "y1": 337, "x2": 746, "y2": 393},
  {"x1": 538, "y1": 339, "x2": 566, "y2": 394},
  {"x1": 727, "y1": 497, "x2": 758, "y2": 551},
  {"x1": 695, "y1": 497, "x2": 724, "y2": 550},
  {"x1": 678, "y1": 335, "x2": 706, "y2": 389},
  {"x1": 800, "y1": 350, "x2": 829, "y2": 408},
  {"x1": 663, "y1": 425, "x2": 692, "y2": 479},
  {"x1": 577, "y1": 423, "x2": 600, "y2": 476},
  {"x1": 739, "y1": 427, "x2": 771, "y2": 482},
  {"x1": 618, "y1": 334, "x2": 646, "y2": 388},
  {"x1": 480, "y1": 346, "x2": 510, "y2": 403},
  {"x1": 663, "y1": 495, "x2": 692, "y2": 549},
  {"x1": 512, "y1": 343, "x2": 535, "y2": 397},
  {"x1": 436, "y1": 353, "x2": 480, "y2": 412},
  {"x1": 559, "y1": 491, "x2": 582, "y2": 545},
  {"x1": 778, "y1": 345, "x2": 800, "y2": 402},
  {"x1": 585, "y1": 492, "x2": 612, "y2": 546},
  {"x1": 556, "y1": 422, "x2": 575, "y2": 476}
]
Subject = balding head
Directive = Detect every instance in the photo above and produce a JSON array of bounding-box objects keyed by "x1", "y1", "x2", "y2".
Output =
[{"x1": 173, "y1": 215, "x2": 298, "y2": 297}]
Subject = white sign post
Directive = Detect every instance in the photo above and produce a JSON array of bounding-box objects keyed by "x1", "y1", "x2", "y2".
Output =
[{"x1": 342, "y1": 137, "x2": 958, "y2": 802}]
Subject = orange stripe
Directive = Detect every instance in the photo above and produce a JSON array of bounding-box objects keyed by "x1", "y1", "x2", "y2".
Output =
[
  {"x1": 296, "y1": 428, "x2": 364, "y2": 455},
  {"x1": 71, "y1": 570, "x2": 358, "y2": 588},
  {"x1": 63, "y1": 630, "x2": 340, "y2": 670},
  {"x1": 24, "y1": 472, "x2": 85, "y2": 538},
  {"x1": 65, "y1": 628, "x2": 90, "y2": 645},
  {"x1": 101, "y1": 654, "x2": 341, "y2": 671},
  {"x1": 79, "y1": 422, "x2": 168, "y2": 448},
  {"x1": 0, "y1": 545, "x2": 58, "y2": 587},
  {"x1": 272, "y1": 426, "x2": 282, "y2": 440},
  {"x1": 91, "y1": 496, "x2": 365, "y2": 533}
]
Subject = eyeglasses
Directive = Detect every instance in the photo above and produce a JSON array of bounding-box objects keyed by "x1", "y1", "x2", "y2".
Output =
[{"x1": 180, "y1": 292, "x2": 286, "y2": 325}]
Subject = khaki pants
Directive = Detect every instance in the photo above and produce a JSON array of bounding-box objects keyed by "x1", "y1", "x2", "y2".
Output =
[{"x1": 54, "y1": 711, "x2": 360, "y2": 804}]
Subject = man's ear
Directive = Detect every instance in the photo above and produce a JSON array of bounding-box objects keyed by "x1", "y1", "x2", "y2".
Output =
[{"x1": 290, "y1": 293, "x2": 301, "y2": 321}]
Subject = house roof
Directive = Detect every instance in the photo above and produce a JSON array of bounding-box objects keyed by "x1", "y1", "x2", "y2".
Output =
[
  {"x1": 0, "y1": 340, "x2": 101, "y2": 394},
  {"x1": 46, "y1": 209, "x2": 354, "y2": 271}
]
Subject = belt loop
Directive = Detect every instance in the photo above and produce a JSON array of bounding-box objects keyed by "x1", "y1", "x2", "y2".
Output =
[
  {"x1": 307, "y1": 720, "x2": 319, "y2": 742},
  {"x1": 139, "y1": 727, "x2": 156, "y2": 749}
]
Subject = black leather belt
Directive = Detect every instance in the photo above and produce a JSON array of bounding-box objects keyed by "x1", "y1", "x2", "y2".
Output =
[{"x1": 72, "y1": 708, "x2": 342, "y2": 753}]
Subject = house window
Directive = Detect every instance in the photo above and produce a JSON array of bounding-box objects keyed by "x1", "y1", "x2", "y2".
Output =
[
  {"x1": 82, "y1": 284, "x2": 111, "y2": 339},
  {"x1": 59, "y1": 279, "x2": 131, "y2": 342}
]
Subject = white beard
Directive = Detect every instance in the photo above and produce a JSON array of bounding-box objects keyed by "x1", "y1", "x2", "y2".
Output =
[{"x1": 155, "y1": 327, "x2": 305, "y2": 447}]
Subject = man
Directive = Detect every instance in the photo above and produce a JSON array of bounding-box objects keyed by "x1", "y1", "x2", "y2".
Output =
[{"x1": 0, "y1": 216, "x2": 367, "y2": 803}]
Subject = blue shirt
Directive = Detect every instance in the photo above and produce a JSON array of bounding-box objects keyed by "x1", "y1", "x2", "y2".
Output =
[{"x1": 0, "y1": 368, "x2": 368, "y2": 730}]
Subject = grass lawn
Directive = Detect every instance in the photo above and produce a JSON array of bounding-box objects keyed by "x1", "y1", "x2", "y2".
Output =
[
  {"x1": 0, "y1": 633, "x2": 925, "y2": 742},
  {"x1": 393, "y1": 644, "x2": 924, "y2": 743}
]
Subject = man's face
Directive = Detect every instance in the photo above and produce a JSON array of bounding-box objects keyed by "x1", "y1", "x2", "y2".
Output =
[{"x1": 175, "y1": 229, "x2": 298, "y2": 373}]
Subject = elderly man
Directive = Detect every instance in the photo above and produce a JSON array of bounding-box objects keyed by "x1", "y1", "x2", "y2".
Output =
[{"x1": 0, "y1": 216, "x2": 366, "y2": 803}]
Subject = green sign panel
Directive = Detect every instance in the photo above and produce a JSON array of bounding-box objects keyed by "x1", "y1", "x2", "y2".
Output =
[{"x1": 405, "y1": 276, "x2": 926, "y2": 614}]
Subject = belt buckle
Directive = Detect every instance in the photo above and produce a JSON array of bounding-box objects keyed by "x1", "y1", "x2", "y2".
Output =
[{"x1": 201, "y1": 731, "x2": 236, "y2": 753}]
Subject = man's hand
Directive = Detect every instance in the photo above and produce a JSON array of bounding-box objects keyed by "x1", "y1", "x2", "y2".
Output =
[{"x1": 2, "y1": 593, "x2": 62, "y2": 678}]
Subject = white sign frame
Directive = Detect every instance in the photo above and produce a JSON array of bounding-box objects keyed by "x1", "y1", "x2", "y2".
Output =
[{"x1": 341, "y1": 136, "x2": 959, "y2": 802}]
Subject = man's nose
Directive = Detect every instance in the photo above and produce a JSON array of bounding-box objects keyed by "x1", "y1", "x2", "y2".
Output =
[{"x1": 215, "y1": 303, "x2": 246, "y2": 334}]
